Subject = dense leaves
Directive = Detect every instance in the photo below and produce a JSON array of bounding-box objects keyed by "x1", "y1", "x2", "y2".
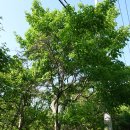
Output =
[
  {"x1": 15, "y1": 0, "x2": 130, "y2": 129},
  {"x1": 1, "y1": 0, "x2": 130, "y2": 129}
]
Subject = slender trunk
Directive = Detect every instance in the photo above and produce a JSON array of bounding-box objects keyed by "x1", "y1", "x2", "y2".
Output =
[
  {"x1": 18, "y1": 114, "x2": 22, "y2": 130},
  {"x1": 51, "y1": 96, "x2": 61, "y2": 130},
  {"x1": 18, "y1": 98, "x2": 24, "y2": 130},
  {"x1": 18, "y1": 110, "x2": 24, "y2": 130},
  {"x1": 54, "y1": 98, "x2": 60, "y2": 130}
]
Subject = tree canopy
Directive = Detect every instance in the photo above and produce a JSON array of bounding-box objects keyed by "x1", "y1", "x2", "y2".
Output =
[{"x1": 1, "y1": 0, "x2": 130, "y2": 129}]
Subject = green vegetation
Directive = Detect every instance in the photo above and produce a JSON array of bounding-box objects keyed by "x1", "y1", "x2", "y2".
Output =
[{"x1": 1, "y1": 0, "x2": 130, "y2": 129}]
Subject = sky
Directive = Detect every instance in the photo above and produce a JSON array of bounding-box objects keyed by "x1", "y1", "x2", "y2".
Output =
[{"x1": 0, "y1": 0, "x2": 130, "y2": 65}]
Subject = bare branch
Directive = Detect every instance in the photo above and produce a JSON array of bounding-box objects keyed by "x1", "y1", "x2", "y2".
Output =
[{"x1": 74, "y1": 91, "x2": 95, "y2": 101}]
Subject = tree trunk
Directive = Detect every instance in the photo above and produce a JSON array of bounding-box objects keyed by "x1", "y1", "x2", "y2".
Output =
[
  {"x1": 18, "y1": 109, "x2": 24, "y2": 130},
  {"x1": 18, "y1": 114, "x2": 22, "y2": 130},
  {"x1": 18, "y1": 97, "x2": 24, "y2": 130},
  {"x1": 55, "y1": 99, "x2": 60, "y2": 130},
  {"x1": 51, "y1": 96, "x2": 61, "y2": 130}
]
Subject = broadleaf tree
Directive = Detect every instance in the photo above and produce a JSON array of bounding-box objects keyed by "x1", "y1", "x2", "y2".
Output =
[{"x1": 16, "y1": 0, "x2": 130, "y2": 129}]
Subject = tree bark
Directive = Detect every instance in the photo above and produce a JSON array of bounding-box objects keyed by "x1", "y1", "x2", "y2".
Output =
[
  {"x1": 18, "y1": 104, "x2": 24, "y2": 130},
  {"x1": 51, "y1": 96, "x2": 61, "y2": 130},
  {"x1": 54, "y1": 98, "x2": 61, "y2": 130}
]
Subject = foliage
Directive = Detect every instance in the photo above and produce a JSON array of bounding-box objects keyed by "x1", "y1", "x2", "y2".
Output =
[
  {"x1": 113, "y1": 106, "x2": 130, "y2": 130},
  {"x1": 0, "y1": 0, "x2": 130, "y2": 129},
  {"x1": 15, "y1": 0, "x2": 130, "y2": 129},
  {"x1": 61, "y1": 94, "x2": 105, "y2": 130}
]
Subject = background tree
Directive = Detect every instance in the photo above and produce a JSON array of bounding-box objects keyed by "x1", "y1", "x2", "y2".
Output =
[{"x1": 0, "y1": 18, "x2": 51, "y2": 130}]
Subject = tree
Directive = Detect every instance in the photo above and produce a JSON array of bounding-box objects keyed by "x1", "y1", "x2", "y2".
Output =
[
  {"x1": 0, "y1": 18, "x2": 51, "y2": 130},
  {"x1": 0, "y1": 20, "x2": 14, "y2": 129},
  {"x1": 16, "y1": 0, "x2": 130, "y2": 129},
  {"x1": 112, "y1": 105, "x2": 130, "y2": 130},
  {"x1": 0, "y1": 55, "x2": 49, "y2": 130},
  {"x1": 0, "y1": 17, "x2": 10, "y2": 72}
]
